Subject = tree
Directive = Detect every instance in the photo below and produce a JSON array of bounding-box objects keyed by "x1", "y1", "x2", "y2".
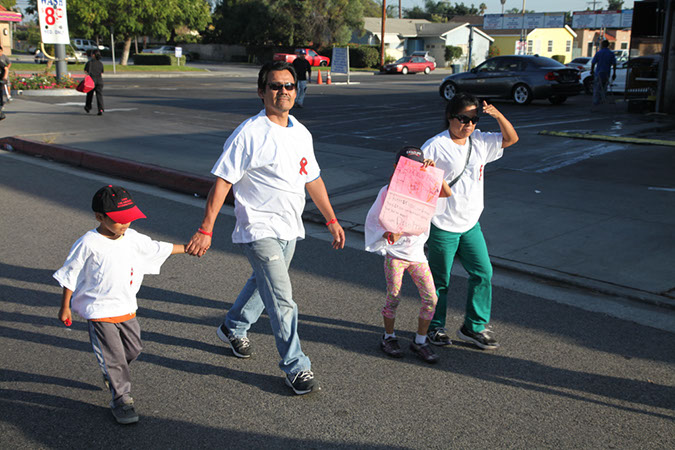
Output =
[
  {"x1": 607, "y1": 0, "x2": 624, "y2": 11},
  {"x1": 506, "y1": 8, "x2": 535, "y2": 14},
  {"x1": 478, "y1": 3, "x2": 487, "y2": 15},
  {"x1": 26, "y1": 0, "x2": 211, "y2": 65},
  {"x1": 0, "y1": 0, "x2": 17, "y2": 10},
  {"x1": 403, "y1": 1, "x2": 479, "y2": 22}
]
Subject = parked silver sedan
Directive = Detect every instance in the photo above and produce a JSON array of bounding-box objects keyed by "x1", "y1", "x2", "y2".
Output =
[{"x1": 439, "y1": 55, "x2": 583, "y2": 105}]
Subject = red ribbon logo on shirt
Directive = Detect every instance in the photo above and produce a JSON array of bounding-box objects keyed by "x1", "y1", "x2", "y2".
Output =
[{"x1": 299, "y1": 157, "x2": 308, "y2": 175}]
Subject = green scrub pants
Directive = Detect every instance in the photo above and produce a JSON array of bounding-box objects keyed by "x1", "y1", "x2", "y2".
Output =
[{"x1": 428, "y1": 222, "x2": 493, "y2": 333}]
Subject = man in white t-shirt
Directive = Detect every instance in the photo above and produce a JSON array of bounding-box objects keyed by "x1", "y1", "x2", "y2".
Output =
[
  {"x1": 422, "y1": 93, "x2": 518, "y2": 350},
  {"x1": 186, "y1": 61, "x2": 345, "y2": 395}
]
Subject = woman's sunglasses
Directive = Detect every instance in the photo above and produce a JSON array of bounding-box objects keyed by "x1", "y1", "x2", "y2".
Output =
[
  {"x1": 267, "y1": 82, "x2": 297, "y2": 91},
  {"x1": 451, "y1": 114, "x2": 480, "y2": 125}
]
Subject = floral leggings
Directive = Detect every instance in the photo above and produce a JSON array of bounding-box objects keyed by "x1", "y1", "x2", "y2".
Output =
[{"x1": 382, "y1": 254, "x2": 438, "y2": 320}]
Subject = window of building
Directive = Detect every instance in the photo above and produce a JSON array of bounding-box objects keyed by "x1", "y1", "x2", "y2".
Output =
[
  {"x1": 621, "y1": 42, "x2": 628, "y2": 49},
  {"x1": 548, "y1": 40, "x2": 553, "y2": 52},
  {"x1": 566, "y1": 40, "x2": 571, "y2": 52},
  {"x1": 527, "y1": 40, "x2": 533, "y2": 54}
]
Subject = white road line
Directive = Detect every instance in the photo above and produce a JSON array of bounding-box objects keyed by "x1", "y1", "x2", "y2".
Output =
[
  {"x1": 515, "y1": 116, "x2": 609, "y2": 129},
  {"x1": 648, "y1": 187, "x2": 675, "y2": 192}
]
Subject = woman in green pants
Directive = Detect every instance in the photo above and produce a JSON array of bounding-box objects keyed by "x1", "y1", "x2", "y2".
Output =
[{"x1": 421, "y1": 93, "x2": 518, "y2": 349}]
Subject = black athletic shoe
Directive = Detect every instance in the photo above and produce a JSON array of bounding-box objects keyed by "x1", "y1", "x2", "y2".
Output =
[
  {"x1": 84, "y1": 106, "x2": 91, "y2": 113},
  {"x1": 457, "y1": 325, "x2": 499, "y2": 350},
  {"x1": 97, "y1": 110, "x2": 103, "y2": 116},
  {"x1": 285, "y1": 370, "x2": 319, "y2": 395},
  {"x1": 427, "y1": 328, "x2": 452, "y2": 346},
  {"x1": 380, "y1": 335, "x2": 404, "y2": 358},
  {"x1": 410, "y1": 341, "x2": 439, "y2": 363},
  {"x1": 110, "y1": 399, "x2": 139, "y2": 425},
  {"x1": 216, "y1": 323, "x2": 252, "y2": 358}
]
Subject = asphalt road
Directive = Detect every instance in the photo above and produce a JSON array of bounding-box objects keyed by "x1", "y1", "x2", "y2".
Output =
[{"x1": 1, "y1": 146, "x2": 673, "y2": 448}]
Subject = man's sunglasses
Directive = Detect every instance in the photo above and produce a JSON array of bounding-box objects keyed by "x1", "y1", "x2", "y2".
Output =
[
  {"x1": 451, "y1": 114, "x2": 480, "y2": 125},
  {"x1": 267, "y1": 82, "x2": 296, "y2": 91}
]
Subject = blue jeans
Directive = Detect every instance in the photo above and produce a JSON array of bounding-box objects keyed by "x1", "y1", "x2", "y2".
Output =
[
  {"x1": 593, "y1": 73, "x2": 610, "y2": 105},
  {"x1": 224, "y1": 238, "x2": 311, "y2": 375}
]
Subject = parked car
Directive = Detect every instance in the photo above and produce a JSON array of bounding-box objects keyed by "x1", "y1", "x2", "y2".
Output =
[
  {"x1": 580, "y1": 61, "x2": 629, "y2": 94},
  {"x1": 565, "y1": 57, "x2": 592, "y2": 72},
  {"x1": 273, "y1": 48, "x2": 330, "y2": 66},
  {"x1": 72, "y1": 38, "x2": 99, "y2": 52},
  {"x1": 410, "y1": 50, "x2": 436, "y2": 62},
  {"x1": 381, "y1": 56, "x2": 436, "y2": 75},
  {"x1": 439, "y1": 55, "x2": 582, "y2": 105},
  {"x1": 141, "y1": 45, "x2": 194, "y2": 61},
  {"x1": 34, "y1": 45, "x2": 87, "y2": 64}
]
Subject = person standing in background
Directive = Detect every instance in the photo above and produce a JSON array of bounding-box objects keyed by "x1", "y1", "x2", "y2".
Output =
[
  {"x1": 292, "y1": 49, "x2": 311, "y2": 108},
  {"x1": 590, "y1": 40, "x2": 617, "y2": 106},
  {"x1": 84, "y1": 50, "x2": 105, "y2": 115},
  {"x1": 0, "y1": 45, "x2": 11, "y2": 121}
]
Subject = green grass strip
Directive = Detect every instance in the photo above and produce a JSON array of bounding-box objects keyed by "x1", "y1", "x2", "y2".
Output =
[
  {"x1": 538, "y1": 130, "x2": 675, "y2": 147},
  {"x1": 10, "y1": 63, "x2": 206, "y2": 73}
]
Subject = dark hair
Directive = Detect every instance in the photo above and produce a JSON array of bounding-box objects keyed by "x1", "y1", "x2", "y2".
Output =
[
  {"x1": 0, "y1": 46, "x2": 3, "y2": 51},
  {"x1": 257, "y1": 61, "x2": 297, "y2": 91},
  {"x1": 601, "y1": 40, "x2": 610, "y2": 48},
  {"x1": 93, "y1": 49, "x2": 101, "y2": 60},
  {"x1": 444, "y1": 92, "x2": 480, "y2": 129}
]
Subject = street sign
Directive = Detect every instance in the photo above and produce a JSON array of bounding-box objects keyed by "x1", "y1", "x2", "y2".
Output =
[
  {"x1": 484, "y1": 12, "x2": 565, "y2": 29},
  {"x1": 331, "y1": 47, "x2": 349, "y2": 74},
  {"x1": 572, "y1": 9, "x2": 633, "y2": 29},
  {"x1": 38, "y1": 0, "x2": 70, "y2": 45},
  {"x1": 175, "y1": 47, "x2": 182, "y2": 58}
]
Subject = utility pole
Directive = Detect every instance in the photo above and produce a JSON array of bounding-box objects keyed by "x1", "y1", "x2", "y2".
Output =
[
  {"x1": 519, "y1": 0, "x2": 527, "y2": 55},
  {"x1": 399, "y1": 0, "x2": 402, "y2": 19},
  {"x1": 381, "y1": 0, "x2": 386, "y2": 68},
  {"x1": 467, "y1": 25, "x2": 474, "y2": 71},
  {"x1": 54, "y1": 44, "x2": 67, "y2": 82},
  {"x1": 656, "y1": 0, "x2": 674, "y2": 113},
  {"x1": 587, "y1": 0, "x2": 601, "y2": 10},
  {"x1": 501, "y1": 0, "x2": 506, "y2": 15}
]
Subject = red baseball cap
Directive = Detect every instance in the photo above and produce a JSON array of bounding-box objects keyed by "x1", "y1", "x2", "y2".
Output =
[{"x1": 92, "y1": 185, "x2": 146, "y2": 224}]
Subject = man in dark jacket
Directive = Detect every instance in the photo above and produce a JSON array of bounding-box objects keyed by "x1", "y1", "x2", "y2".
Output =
[{"x1": 291, "y1": 50, "x2": 311, "y2": 108}]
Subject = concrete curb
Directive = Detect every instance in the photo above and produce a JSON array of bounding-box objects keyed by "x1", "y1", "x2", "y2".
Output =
[
  {"x1": 2, "y1": 137, "x2": 673, "y2": 310},
  {"x1": 539, "y1": 130, "x2": 675, "y2": 147},
  {"x1": 11, "y1": 89, "x2": 85, "y2": 97}
]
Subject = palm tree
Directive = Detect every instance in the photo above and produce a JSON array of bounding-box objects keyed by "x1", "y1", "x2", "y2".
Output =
[{"x1": 479, "y1": 3, "x2": 487, "y2": 15}]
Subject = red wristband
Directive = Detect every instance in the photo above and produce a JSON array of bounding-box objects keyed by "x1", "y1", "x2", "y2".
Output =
[
  {"x1": 198, "y1": 228, "x2": 213, "y2": 237},
  {"x1": 325, "y1": 218, "x2": 338, "y2": 226}
]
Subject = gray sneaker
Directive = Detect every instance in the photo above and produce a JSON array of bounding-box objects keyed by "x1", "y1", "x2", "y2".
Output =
[
  {"x1": 110, "y1": 399, "x2": 139, "y2": 425},
  {"x1": 427, "y1": 328, "x2": 452, "y2": 346},
  {"x1": 380, "y1": 335, "x2": 404, "y2": 358}
]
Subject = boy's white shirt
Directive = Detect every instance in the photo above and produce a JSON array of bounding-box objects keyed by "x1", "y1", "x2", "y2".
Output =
[
  {"x1": 422, "y1": 129, "x2": 503, "y2": 233},
  {"x1": 364, "y1": 186, "x2": 430, "y2": 263},
  {"x1": 211, "y1": 109, "x2": 321, "y2": 244},
  {"x1": 53, "y1": 228, "x2": 173, "y2": 320}
]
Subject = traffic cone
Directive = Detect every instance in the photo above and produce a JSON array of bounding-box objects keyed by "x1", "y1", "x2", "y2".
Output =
[
  {"x1": 316, "y1": 70, "x2": 323, "y2": 85},
  {"x1": 327, "y1": 71, "x2": 332, "y2": 84}
]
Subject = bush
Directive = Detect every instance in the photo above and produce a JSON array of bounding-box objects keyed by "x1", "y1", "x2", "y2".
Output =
[
  {"x1": 9, "y1": 72, "x2": 79, "y2": 90},
  {"x1": 445, "y1": 45, "x2": 463, "y2": 62},
  {"x1": 349, "y1": 45, "x2": 380, "y2": 68},
  {"x1": 551, "y1": 55, "x2": 566, "y2": 63},
  {"x1": 487, "y1": 44, "x2": 500, "y2": 58},
  {"x1": 132, "y1": 54, "x2": 187, "y2": 66}
]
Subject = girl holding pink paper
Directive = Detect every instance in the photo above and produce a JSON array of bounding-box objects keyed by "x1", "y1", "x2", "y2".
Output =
[{"x1": 365, "y1": 147, "x2": 452, "y2": 363}]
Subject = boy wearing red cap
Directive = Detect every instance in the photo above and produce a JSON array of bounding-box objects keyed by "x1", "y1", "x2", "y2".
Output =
[{"x1": 54, "y1": 185, "x2": 186, "y2": 425}]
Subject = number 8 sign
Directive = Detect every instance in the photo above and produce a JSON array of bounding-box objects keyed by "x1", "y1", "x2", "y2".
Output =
[{"x1": 38, "y1": 0, "x2": 70, "y2": 45}]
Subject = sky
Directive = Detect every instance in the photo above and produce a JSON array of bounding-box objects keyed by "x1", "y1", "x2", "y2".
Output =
[{"x1": 398, "y1": 0, "x2": 636, "y2": 14}]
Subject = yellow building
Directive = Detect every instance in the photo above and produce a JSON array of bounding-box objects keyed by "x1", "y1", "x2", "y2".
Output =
[{"x1": 489, "y1": 25, "x2": 577, "y2": 63}]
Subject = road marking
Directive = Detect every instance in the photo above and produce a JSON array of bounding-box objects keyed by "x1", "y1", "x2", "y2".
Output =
[
  {"x1": 516, "y1": 117, "x2": 609, "y2": 129},
  {"x1": 104, "y1": 108, "x2": 138, "y2": 112},
  {"x1": 522, "y1": 142, "x2": 626, "y2": 173},
  {"x1": 648, "y1": 187, "x2": 675, "y2": 192},
  {"x1": 54, "y1": 102, "x2": 85, "y2": 106}
]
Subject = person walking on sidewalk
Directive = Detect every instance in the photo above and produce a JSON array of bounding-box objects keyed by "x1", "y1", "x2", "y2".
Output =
[
  {"x1": 84, "y1": 50, "x2": 105, "y2": 115},
  {"x1": 0, "y1": 45, "x2": 10, "y2": 121},
  {"x1": 590, "y1": 40, "x2": 617, "y2": 106},
  {"x1": 365, "y1": 147, "x2": 452, "y2": 363},
  {"x1": 186, "y1": 61, "x2": 345, "y2": 395},
  {"x1": 421, "y1": 93, "x2": 518, "y2": 350},
  {"x1": 292, "y1": 49, "x2": 311, "y2": 108},
  {"x1": 54, "y1": 185, "x2": 188, "y2": 424}
]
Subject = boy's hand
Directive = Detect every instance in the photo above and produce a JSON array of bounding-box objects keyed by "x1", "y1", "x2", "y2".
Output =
[
  {"x1": 422, "y1": 159, "x2": 436, "y2": 169},
  {"x1": 59, "y1": 307, "x2": 72, "y2": 326},
  {"x1": 327, "y1": 222, "x2": 346, "y2": 249},
  {"x1": 384, "y1": 232, "x2": 402, "y2": 244}
]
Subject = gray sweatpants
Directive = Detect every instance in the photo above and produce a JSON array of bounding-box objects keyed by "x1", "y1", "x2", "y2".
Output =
[{"x1": 88, "y1": 318, "x2": 143, "y2": 406}]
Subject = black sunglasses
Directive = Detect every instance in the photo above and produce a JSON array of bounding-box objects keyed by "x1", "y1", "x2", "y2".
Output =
[
  {"x1": 452, "y1": 114, "x2": 480, "y2": 125},
  {"x1": 267, "y1": 82, "x2": 296, "y2": 91}
]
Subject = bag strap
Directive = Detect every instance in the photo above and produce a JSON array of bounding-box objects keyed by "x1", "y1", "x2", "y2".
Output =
[{"x1": 447, "y1": 136, "x2": 472, "y2": 188}]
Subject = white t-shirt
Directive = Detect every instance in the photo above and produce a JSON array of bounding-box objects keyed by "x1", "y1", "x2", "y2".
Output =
[
  {"x1": 53, "y1": 228, "x2": 173, "y2": 320},
  {"x1": 364, "y1": 186, "x2": 429, "y2": 263},
  {"x1": 422, "y1": 129, "x2": 503, "y2": 233},
  {"x1": 211, "y1": 110, "x2": 321, "y2": 244}
]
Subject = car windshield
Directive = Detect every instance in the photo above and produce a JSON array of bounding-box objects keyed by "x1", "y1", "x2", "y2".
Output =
[
  {"x1": 529, "y1": 57, "x2": 566, "y2": 68},
  {"x1": 395, "y1": 57, "x2": 411, "y2": 64},
  {"x1": 571, "y1": 58, "x2": 589, "y2": 63}
]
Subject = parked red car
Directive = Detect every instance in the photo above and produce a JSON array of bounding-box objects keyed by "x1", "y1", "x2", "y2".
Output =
[
  {"x1": 273, "y1": 48, "x2": 330, "y2": 67},
  {"x1": 381, "y1": 56, "x2": 436, "y2": 75}
]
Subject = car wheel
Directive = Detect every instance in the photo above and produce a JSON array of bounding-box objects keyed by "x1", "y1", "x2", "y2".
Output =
[
  {"x1": 583, "y1": 77, "x2": 593, "y2": 95},
  {"x1": 319, "y1": 61, "x2": 327, "y2": 67},
  {"x1": 401, "y1": 67, "x2": 409, "y2": 75},
  {"x1": 424, "y1": 66, "x2": 431, "y2": 74},
  {"x1": 440, "y1": 81, "x2": 458, "y2": 101},
  {"x1": 512, "y1": 84, "x2": 533, "y2": 105},
  {"x1": 548, "y1": 95, "x2": 567, "y2": 105}
]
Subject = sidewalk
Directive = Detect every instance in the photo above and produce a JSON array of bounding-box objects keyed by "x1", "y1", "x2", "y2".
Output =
[{"x1": 2, "y1": 98, "x2": 674, "y2": 308}]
